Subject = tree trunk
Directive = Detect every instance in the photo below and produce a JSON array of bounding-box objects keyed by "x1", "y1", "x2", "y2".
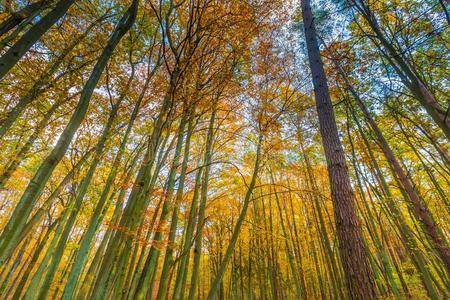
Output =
[
  {"x1": 156, "y1": 108, "x2": 195, "y2": 300},
  {"x1": 300, "y1": 0, "x2": 377, "y2": 298},
  {"x1": 352, "y1": 0, "x2": 450, "y2": 139},
  {"x1": 333, "y1": 57, "x2": 450, "y2": 278},
  {"x1": 188, "y1": 106, "x2": 217, "y2": 300},
  {"x1": 61, "y1": 56, "x2": 156, "y2": 300}
]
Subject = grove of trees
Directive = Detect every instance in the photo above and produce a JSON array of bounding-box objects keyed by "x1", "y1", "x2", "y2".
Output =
[{"x1": 0, "y1": 0, "x2": 448, "y2": 299}]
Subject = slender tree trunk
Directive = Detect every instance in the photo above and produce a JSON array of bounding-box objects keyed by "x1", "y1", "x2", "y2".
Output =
[
  {"x1": 270, "y1": 173, "x2": 304, "y2": 299},
  {"x1": 134, "y1": 110, "x2": 189, "y2": 300},
  {"x1": 11, "y1": 220, "x2": 57, "y2": 300},
  {"x1": 35, "y1": 72, "x2": 128, "y2": 299},
  {"x1": 156, "y1": 108, "x2": 195, "y2": 300},
  {"x1": 77, "y1": 148, "x2": 141, "y2": 299},
  {"x1": 61, "y1": 59, "x2": 155, "y2": 300},
  {"x1": 172, "y1": 156, "x2": 203, "y2": 300},
  {"x1": 346, "y1": 112, "x2": 402, "y2": 299},
  {"x1": 350, "y1": 109, "x2": 441, "y2": 299},
  {"x1": 334, "y1": 59, "x2": 450, "y2": 277},
  {"x1": 352, "y1": 0, "x2": 450, "y2": 139},
  {"x1": 188, "y1": 106, "x2": 217, "y2": 300},
  {"x1": 0, "y1": 96, "x2": 68, "y2": 189},
  {"x1": 91, "y1": 86, "x2": 175, "y2": 299}
]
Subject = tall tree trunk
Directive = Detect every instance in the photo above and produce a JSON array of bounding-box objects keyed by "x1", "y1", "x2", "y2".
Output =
[
  {"x1": 156, "y1": 108, "x2": 195, "y2": 300},
  {"x1": 270, "y1": 173, "x2": 304, "y2": 299},
  {"x1": 188, "y1": 106, "x2": 217, "y2": 300},
  {"x1": 34, "y1": 72, "x2": 127, "y2": 300},
  {"x1": 300, "y1": 0, "x2": 377, "y2": 298},
  {"x1": 172, "y1": 156, "x2": 203, "y2": 300},
  {"x1": 0, "y1": 93, "x2": 74, "y2": 189},
  {"x1": 11, "y1": 219, "x2": 58, "y2": 300},
  {"x1": 350, "y1": 109, "x2": 441, "y2": 299},
  {"x1": 90, "y1": 86, "x2": 175, "y2": 299},
  {"x1": 134, "y1": 110, "x2": 189, "y2": 300},
  {"x1": 61, "y1": 56, "x2": 157, "y2": 300}
]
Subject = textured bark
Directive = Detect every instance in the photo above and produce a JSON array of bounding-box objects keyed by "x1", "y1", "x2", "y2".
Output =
[{"x1": 300, "y1": 0, "x2": 377, "y2": 298}]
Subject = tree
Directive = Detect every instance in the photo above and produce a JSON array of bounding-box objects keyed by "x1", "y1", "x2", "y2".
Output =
[{"x1": 300, "y1": 0, "x2": 377, "y2": 298}]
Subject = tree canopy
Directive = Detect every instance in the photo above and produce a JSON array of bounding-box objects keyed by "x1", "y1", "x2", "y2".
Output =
[{"x1": 0, "y1": 0, "x2": 448, "y2": 299}]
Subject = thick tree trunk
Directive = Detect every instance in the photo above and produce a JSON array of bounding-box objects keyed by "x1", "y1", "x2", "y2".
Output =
[{"x1": 300, "y1": 0, "x2": 377, "y2": 298}]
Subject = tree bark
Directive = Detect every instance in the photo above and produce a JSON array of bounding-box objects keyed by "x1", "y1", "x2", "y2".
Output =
[{"x1": 300, "y1": 0, "x2": 377, "y2": 298}]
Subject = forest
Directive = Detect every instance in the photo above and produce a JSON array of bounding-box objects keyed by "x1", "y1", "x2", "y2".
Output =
[{"x1": 0, "y1": 0, "x2": 448, "y2": 299}]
